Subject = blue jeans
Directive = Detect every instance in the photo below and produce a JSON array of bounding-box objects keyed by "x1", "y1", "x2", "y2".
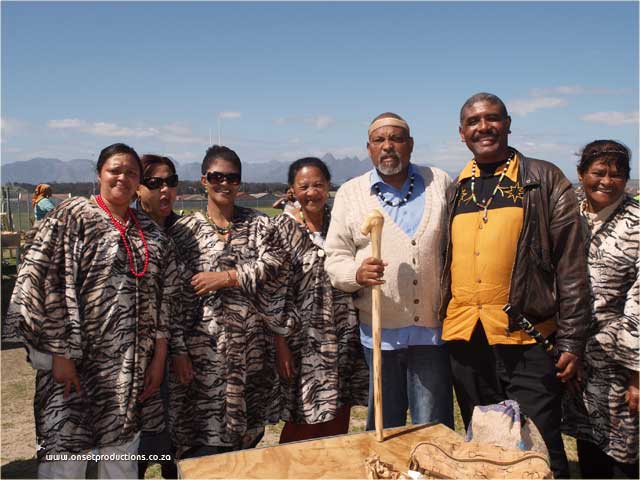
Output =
[{"x1": 363, "y1": 345, "x2": 453, "y2": 430}]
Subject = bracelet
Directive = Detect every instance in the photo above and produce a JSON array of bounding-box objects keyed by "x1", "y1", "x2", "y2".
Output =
[{"x1": 226, "y1": 270, "x2": 235, "y2": 287}]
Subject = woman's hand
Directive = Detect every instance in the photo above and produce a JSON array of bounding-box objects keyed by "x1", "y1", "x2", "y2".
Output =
[
  {"x1": 173, "y1": 354, "x2": 194, "y2": 385},
  {"x1": 275, "y1": 336, "x2": 296, "y2": 383},
  {"x1": 139, "y1": 339, "x2": 168, "y2": 403},
  {"x1": 625, "y1": 372, "x2": 639, "y2": 414},
  {"x1": 52, "y1": 355, "x2": 82, "y2": 400},
  {"x1": 191, "y1": 271, "x2": 237, "y2": 296}
]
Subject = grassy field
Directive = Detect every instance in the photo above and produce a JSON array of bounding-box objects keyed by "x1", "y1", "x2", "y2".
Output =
[{"x1": 0, "y1": 344, "x2": 579, "y2": 479}]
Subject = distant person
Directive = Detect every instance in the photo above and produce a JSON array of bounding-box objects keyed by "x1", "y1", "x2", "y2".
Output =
[
  {"x1": 325, "y1": 112, "x2": 454, "y2": 432},
  {"x1": 32, "y1": 183, "x2": 55, "y2": 223},
  {"x1": 563, "y1": 140, "x2": 639, "y2": 479},
  {"x1": 7, "y1": 143, "x2": 180, "y2": 479},
  {"x1": 441, "y1": 92, "x2": 589, "y2": 478},
  {"x1": 267, "y1": 157, "x2": 368, "y2": 444}
]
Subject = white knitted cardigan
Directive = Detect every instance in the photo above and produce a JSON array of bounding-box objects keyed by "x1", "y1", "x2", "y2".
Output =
[{"x1": 325, "y1": 165, "x2": 451, "y2": 329}]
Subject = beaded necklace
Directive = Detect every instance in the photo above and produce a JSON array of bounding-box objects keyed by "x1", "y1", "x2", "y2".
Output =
[
  {"x1": 373, "y1": 174, "x2": 415, "y2": 207},
  {"x1": 95, "y1": 195, "x2": 149, "y2": 278},
  {"x1": 470, "y1": 149, "x2": 515, "y2": 223},
  {"x1": 206, "y1": 211, "x2": 234, "y2": 236}
]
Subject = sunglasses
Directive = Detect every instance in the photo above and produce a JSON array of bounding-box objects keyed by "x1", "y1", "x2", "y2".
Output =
[
  {"x1": 142, "y1": 174, "x2": 179, "y2": 190},
  {"x1": 206, "y1": 171, "x2": 241, "y2": 185}
]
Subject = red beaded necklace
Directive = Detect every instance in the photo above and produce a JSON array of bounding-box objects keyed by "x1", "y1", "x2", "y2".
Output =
[{"x1": 95, "y1": 195, "x2": 149, "y2": 278}]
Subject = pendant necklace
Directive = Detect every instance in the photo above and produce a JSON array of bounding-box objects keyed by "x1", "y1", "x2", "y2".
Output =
[
  {"x1": 95, "y1": 195, "x2": 149, "y2": 278},
  {"x1": 470, "y1": 149, "x2": 515, "y2": 223},
  {"x1": 373, "y1": 174, "x2": 415, "y2": 207},
  {"x1": 207, "y1": 211, "x2": 234, "y2": 236}
]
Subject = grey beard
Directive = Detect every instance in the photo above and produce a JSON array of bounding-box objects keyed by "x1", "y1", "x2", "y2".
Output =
[{"x1": 377, "y1": 161, "x2": 403, "y2": 176}]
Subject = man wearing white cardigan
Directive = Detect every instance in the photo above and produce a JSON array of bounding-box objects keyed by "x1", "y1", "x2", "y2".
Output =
[{"x1": 325, "y1": 112, "x2": 453, "y2": 429}]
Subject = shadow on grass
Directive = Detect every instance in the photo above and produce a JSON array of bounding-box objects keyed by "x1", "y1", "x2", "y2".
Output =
[
  {"x1": 0, "y1": 458, "x2": 37, "y2": 479},
  {"x1": 0, "y1": 340, "x2": 23, "y2": 352},
  {"x1": 0, "y1": 459, "x2": 99, "y2": 479}
]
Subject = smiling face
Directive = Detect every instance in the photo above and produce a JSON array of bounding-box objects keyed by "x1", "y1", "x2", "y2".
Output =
[
  {"x1": 201, "y1": 158, "x2": 241, "y2": 207},
  {"x1": 367, "y1": 125, "x2": 413, "y2": 177},
  {"x1": 137, "y1": 164, "x2": 177, "y2": 224},
  {"x1": 97, "y1": 153, "x2": 141, "y2": 209},
  {"x1": 292, "y1": 166, "x2": 330, "y2": 218},
  {"x1": 578, "y1": 157, "x2": 628, "y2": 212},
  {"x1": 459, "y1": 100, "x2": 511, "y2": 163}
]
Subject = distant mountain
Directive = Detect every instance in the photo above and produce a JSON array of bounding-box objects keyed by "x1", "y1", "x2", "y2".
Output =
[
  {"x1": 1, "y1": 154, "x2": 376, "y2": 185},
  {"x1": 1, "y1": 154, "x2": 465, "y2": 185},
  {"x1": 1, "y1": 158, "x2": 96, "y2": 183}
]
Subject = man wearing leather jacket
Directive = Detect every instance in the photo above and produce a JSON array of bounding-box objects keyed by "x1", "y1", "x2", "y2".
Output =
[{"x1": 440, "y1": 92, "x2": 589, "y2": 478}]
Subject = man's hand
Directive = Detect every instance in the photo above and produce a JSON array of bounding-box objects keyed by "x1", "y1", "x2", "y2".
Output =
[
  {"x1": 555, "y1": 351, "x2": 580, "y2": 383},
  {"x1": 356, "y1": 257, "x2": 387, "y2": 286},
  {"x1": 52, "y1": 355, "x2": 82, "y2": 400},
  {"x1": 625, "y1": 372, "x2": 639, "y2": 414},
  {"x1": 274, "y1": 336, "x2": 296, "y2": 383},
  {"x1": 173, "y1": 354, "x2": 194, "y2": 385}
]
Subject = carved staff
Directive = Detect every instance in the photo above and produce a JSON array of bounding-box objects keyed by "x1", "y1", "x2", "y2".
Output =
[{"x1": 361, "y1": 209, "x2": 385, "y2": 442}]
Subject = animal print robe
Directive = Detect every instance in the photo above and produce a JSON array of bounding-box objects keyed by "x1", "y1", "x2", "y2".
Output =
[
  {"x1": 562, "y1": 195, "x2": 639, "y2": 464},
  {"x1": 265, "y1": 214, "x2": 368, "y2": 424},
  {"x1": 167, "y1": 208, "x2": 283, "y2": 454},
  {"x1": 6, "y1": 197, "x2": 181, "y2": 459}
]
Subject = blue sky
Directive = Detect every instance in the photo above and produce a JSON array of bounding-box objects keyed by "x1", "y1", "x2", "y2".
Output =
[{"x1": 2, "y1": 1, "x2": 638, "y2": 180}]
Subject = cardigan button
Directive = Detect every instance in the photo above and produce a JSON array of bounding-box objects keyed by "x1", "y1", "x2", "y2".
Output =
[
  {"x1": 414, "y1": 316, "x2": 420, "y2": 322},
  {"x1": 414, "y1": 299, "x2": 420, "y2": 304},
  {"x1": 413, "y1": 280, "x2": 418, "y2": 285},
  {"x1": 411, "y1": 240, "x2": 416, "y2": 246}
]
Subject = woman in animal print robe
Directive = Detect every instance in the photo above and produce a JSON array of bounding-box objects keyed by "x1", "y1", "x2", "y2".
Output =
[
  {"x1": 167, "y1": 146, "x2": 283, "y2": 459},
  {"x1": 267, "y1": 157, "x2": 368, "y2": 444},
  {"x1": 7, "y1": 144, "x2": 181, "y2": 479},
  {"x1": 562, "y1": 140, "x2": 639, "y2": 478}
]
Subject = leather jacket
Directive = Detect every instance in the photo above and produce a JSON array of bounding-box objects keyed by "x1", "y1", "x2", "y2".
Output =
[{"x1": 439, "y1": 151, "x2": 589, "y2": 356}]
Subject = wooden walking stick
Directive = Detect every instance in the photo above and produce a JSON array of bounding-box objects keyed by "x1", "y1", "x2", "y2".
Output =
[{"x1": 361, "y1": 209, "x2": 385, "y2": 442}]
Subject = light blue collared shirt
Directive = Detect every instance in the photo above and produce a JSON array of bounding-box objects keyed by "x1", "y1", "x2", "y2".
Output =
[
  {"x1": 361, "y1": 163, "x2": 443, "y2": 349},
  {"x1": 369, "y1": 163, "x2": 425, "y2": 238}
]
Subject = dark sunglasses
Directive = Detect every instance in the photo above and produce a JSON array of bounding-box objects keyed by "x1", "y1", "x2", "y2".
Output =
[
  {"x1": 206, "y1": 171, "x2": 241, "y2": 185},
  {"x1": 142, "y1": 174, "x2": 179, "y2": 190}
]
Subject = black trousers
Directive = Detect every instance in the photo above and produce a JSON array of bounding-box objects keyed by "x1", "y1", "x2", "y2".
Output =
[
  {"x1": 577, "y1": 439, "x2": 639, "y2": 479},
  {"x1": 449, "y1": 323, "x2": 569, "y2": 479}
]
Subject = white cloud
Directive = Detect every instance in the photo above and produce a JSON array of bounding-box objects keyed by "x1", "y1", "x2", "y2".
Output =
[
  {"x1": 47, "y1": 118, "x2": 85, "y2": 129},
  {"x1": 48, "y1": 118, "x2": 158, "y2": 137},
  {"x1": 508, "y1": 97, "x2": 568, "y2": 116},
  {"x1": 218, "y1": 111, "x2": 241, "y2": 119},
  {"x1": 2, "y1": 117, "x2": 29, "y2": 138},
  {"x1": 87, "y1": 122, "x2": 158, "y2": 137},
  {"x1": 530, "y1": 85, "x2": 630, "y2": 96},
  {"x1": 273, "y1": 114, "x2": 335, "y2": 130},
  {"x1": 579, "y1": 111, "x2": 639, "y2": 126},
  {"x1": 306, "y1": 115, "x2": 334, "y2": 130},
  {"x1": 47, "y1": 118, "x2": 206, "y2": 143}
]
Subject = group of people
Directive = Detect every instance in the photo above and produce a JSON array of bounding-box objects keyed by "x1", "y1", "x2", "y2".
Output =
[{"x1": 6, "y1": 92, "x2": 638, "y2": 479}]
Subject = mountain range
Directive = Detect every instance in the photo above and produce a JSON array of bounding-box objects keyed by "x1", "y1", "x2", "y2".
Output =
[{"x1": 1, "y1": 154, "x2": 454, "y2": 185}]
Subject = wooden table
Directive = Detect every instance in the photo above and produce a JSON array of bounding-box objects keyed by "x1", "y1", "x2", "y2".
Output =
[{"x1": 178, "y1": 423, "x2": 463, "y2": 479}]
